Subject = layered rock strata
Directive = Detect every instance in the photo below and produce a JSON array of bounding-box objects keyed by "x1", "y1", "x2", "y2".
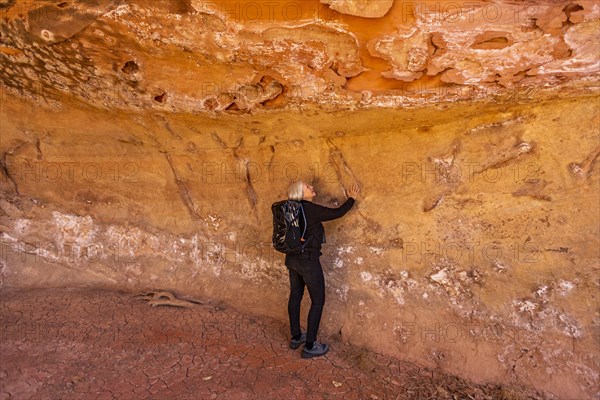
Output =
[
  {"x1": 0, "y1": 0, "x2": 598, "y2": 111},
  {"x1": 1, "y1": 0, "x2": 599, "y2": 399}
]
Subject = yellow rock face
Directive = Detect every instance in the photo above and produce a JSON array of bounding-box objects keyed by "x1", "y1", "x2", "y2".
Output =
[{"x1": 1, "y1": 0, "x2": 599, "y2": 398}]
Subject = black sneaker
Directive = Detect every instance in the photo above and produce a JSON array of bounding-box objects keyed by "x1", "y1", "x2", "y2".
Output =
[
  {"x1": 290, "y1": 332, "x2": 306, "y2": 349},
  {"x1": 302, "y1": 341, "x2": 329, "y2": 358}
]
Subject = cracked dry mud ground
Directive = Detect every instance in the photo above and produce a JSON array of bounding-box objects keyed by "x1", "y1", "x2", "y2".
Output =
[{"x1": 0, "y1": 288, "x2": 543, "y2": 400}]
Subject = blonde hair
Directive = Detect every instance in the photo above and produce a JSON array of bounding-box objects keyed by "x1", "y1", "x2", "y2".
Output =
[{"x1": 288, "y1": 180, "x2": 304, "y2": 201}]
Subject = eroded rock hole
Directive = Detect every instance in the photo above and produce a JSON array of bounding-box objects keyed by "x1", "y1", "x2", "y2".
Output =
[
  {"x1": 0, "y1": 0, "x2": 15, "y2": 10},
  {"x1": 472, "y1": 34, "x2": 511, "y2": 50},
  {"x1": 563, "y1": 3, "x2": 584, "y2": 24},
  {"x1": 225, "y1": 102, "x2": 240, "y2": 111},
  {"x1": 171, "y1": 0, "x2": 193, "y2": 14},
  {"x1": 154, "y1": 92, "x2": 166, "y2": 103},
  {"x1": 203, "y1": 97, "x2": 219, "y2": 111},
  {"x1": 121, "y1": 61, "x2": 139, "y2": 74},
  {"x1": 524, "y1": 18, "x2": 539, "y2": 31}
]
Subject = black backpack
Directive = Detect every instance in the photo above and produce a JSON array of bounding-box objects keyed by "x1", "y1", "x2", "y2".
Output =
[{"x1": 272, "y1": 200, "x2": 308, "y2": 254}]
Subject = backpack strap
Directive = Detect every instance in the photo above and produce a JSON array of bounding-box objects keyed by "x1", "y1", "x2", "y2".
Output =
[{"x1": 299, "y1": 203, "x2": 307, "y2": 241}]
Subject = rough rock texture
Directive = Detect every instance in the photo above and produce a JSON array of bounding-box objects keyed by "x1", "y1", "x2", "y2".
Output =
[
  {"x1": 1, "y1": 0, "x2": 599, "y2": 399},
  {"x1": 321, "y1": 0, "x2": 395, "y2": 18},
  {"x1": 0, "y1": 0, "x2": 598, "y2": 111},
  {"x1": 2, "y1": 93, "x2": 599, "y2": 399}
]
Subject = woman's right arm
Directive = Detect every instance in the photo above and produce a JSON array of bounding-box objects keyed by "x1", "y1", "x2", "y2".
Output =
[
  {"x1": 311, "y1": 183, "x2": 360, "y2": 221},
  {"x1": 311, "y1": 197, "x2": 356, "y2": 222}
]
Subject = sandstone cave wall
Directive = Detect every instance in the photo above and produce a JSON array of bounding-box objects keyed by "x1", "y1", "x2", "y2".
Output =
[
  {"x1": 2, "y1": 94, "x2": 599, "y2": 399},
  {"x1": 1, "y1": 0, "x2": 600, "y2": 398}
]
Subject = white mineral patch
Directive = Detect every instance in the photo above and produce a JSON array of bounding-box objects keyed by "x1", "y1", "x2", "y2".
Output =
[
  {"x1": 52, "y1": 211, "x2": 98, "y2": 247},
  {"x1": 535, "y1": 285, "x2": 549, "y2": 297},
  {"x1": 517, "y1": 142, "x2": 532, "y2": 153},
  {"x1": 405, "y1": 278, "x2": 418, "y2": 290},
  {"x1": 360, "y1": 271, "x2": 372, "y2": 282},
  {"x1": 0, "y1": 233, "x2": 17, "y2": 242},
  {"x1": 14, "y1": 219, "x2": 31, "y2": 234},
  {"x1": 559, "y1": 313, "x2": 582, "y2": 338},
  {"x1": 368, "y1": 246, "x2": 383, "y2": 255},
  {"x1": 557, "y1": 280, "x2": 575, "y2": 296},
  {"x1": 389, "y1": 287, "x2": 405, "y2": 305},
  {"x1": 190, "y1": 234, "x2": 202, "y2": 266},
  {"x1": 336, "y1": 284, "x2": 349, "y2": 301},
  {"x1": 333, "y1": 258, "x2": 344, "y2": 269},
  {"x1": 107, "y1": 4, "x2": 132, "y2": 18},
  {"x1": 430, "y1": 269, "x2": 449, "y2": 285},
  {"x1": 205, "y1": 215, "x2": 220, "y2": 229},
  {"x1": 106, "y1": 225, "x2": 142, "y2": 257},
  {"x1": 516, "y1": 299, "x2": 538, "y2": 313},
  {"x1": 355, "y1": 256, "x2": 364, "y2": 265},
  {"x1": 51, "y1": 212, "x2": 99, "y2": 262},
  {"x1": 492, "y1": 260, "x2": 507, "y2": 272},
  {"x1": 338, "y1": 246, "x2": 354, "y2": 254}
]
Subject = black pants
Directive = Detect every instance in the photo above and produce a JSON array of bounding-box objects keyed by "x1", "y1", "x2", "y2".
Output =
[{"x1": 285, "y1": 253, "x2": 325, "y2": 344}]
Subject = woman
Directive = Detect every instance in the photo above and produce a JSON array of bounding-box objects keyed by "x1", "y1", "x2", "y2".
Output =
[{"x1": 285, "y1": 180, "x2": 360, "y2": 358}]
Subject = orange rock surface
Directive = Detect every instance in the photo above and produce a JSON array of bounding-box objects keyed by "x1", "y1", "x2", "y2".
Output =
[{"x1": 1, "y1": 1, "x2": 599, "y2": 398}]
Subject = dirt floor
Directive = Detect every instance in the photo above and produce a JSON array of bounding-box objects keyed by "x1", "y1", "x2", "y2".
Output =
[{"x1": 0, "y1": 288, "x2": 549, "y2": 400}]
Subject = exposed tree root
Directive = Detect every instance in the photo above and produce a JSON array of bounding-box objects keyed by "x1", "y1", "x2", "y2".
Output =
[{"x1": 135, "y1": 290, "x2": 202, "y2": 308}]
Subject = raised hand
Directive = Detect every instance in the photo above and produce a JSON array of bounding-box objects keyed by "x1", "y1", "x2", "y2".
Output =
[{"x1": 347, "y1": 182, "x2": 360, "y2": 198}]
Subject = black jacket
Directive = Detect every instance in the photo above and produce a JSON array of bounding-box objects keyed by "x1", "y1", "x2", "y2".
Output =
[{"x1": 287, "y1": 197, "x2": 355, "y2": 260}]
